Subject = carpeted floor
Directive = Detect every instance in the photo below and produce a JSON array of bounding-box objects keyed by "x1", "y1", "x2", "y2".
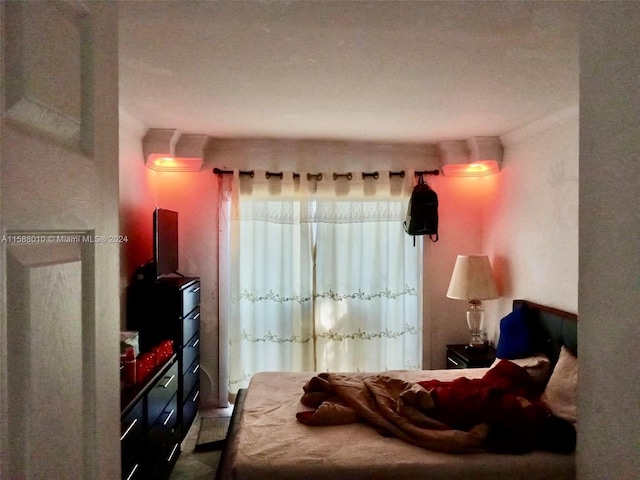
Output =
[{"x1": 169, "y1": 407, "x2": 233, "y2": 480}]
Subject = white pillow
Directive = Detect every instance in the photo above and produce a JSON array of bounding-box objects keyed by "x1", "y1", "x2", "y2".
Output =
[
  {"x1": 541, "y1": 346, "x2": 578, "y2": 423},
  {"x1": 490, "y1": 354, "x2": 552, "y2": 385}
]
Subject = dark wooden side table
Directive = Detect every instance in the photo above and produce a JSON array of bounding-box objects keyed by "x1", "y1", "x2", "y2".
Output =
[{"x1": 446, "y1": 344, "x2": 497, "y2": 369}]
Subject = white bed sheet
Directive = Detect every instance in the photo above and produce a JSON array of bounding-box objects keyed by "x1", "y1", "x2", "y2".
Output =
[{"x1": 232, "y1": 369, "x2": 575, "y2": 480}]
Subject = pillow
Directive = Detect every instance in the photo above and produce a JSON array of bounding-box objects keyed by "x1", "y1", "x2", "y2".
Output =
[
  {"x1": 490, "y1": 354, "x2": 552, "y2": 386},
  {"x1": 541, "y1": 346, "x2": 578, "y2": 423},
  {"x1": 496, "y1": 306, "x2": 534, "y2": 359}
]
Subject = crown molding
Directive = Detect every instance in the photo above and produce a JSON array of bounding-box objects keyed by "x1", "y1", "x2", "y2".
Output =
[
  {"x1": 118, "y1": 107, "x2": 148, "y2": 137},
  {"x1": 500, "y1": 104, "x2": 579, "y2": 146}
]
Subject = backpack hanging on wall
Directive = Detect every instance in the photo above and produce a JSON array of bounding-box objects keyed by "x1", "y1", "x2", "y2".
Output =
[{"x1": 403, "y1": 175, "x2": 439, "y2": 243}]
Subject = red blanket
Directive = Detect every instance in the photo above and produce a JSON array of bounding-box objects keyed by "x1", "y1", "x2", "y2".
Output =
[{"x1": 418, "y1": 359, "x2": 541, "y2": 431}]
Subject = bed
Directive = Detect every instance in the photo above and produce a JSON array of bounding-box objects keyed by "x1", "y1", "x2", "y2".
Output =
[{"x1": 217, "y1": 299, "x2": 578, "y2": 480}]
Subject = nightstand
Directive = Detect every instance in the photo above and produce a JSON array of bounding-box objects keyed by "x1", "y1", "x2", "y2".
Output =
[{"x1": 446, "y1": 344, "x2": 497, "y2": 369}]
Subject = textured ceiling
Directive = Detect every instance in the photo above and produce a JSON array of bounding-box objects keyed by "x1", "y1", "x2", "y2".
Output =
[{"x1": 118, "y1": 0, "x2": 579, "y2": 144}]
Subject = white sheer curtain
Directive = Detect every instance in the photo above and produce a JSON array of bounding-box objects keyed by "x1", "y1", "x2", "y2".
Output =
[
  {"x1": 312, "y1": 173, "x2": 422, "y2": 372},
  {"x1": 219, "y1": 170, "x2": 422, "y2": 395}
]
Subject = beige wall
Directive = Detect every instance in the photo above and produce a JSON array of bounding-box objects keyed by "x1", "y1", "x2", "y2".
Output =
[
  {"x1": 423, "y1": 172, "x2": 487, "y2": 367},
  {"x1": 482, "y1": 108, "x2": 579, "y2": 343},
  {"x1": 118, "y1": 112, "x2": 156, "y2": 323}
]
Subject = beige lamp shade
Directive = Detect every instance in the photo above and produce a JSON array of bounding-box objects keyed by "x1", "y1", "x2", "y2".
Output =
[{"x1": 446, "y1": 254, "x2": 498, "y2": 301}]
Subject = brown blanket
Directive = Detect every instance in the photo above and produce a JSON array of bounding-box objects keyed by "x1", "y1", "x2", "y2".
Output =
[{"x1": 296, "y1": 373, "x2": 488, "y2": 453}]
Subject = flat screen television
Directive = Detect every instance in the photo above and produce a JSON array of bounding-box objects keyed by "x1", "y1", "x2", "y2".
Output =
[{"x1": 153, "y1": 208, "x2": 179, "y2": 278}]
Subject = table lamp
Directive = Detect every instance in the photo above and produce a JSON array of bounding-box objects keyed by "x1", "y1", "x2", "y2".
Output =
[{"x1": 446, "y1": 254, "x2": 499, "y2": 348}]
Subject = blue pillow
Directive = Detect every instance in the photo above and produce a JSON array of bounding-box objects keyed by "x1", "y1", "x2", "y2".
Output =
[{"x1": 496, "y1": 306, "x2": 533, "y2": 359}]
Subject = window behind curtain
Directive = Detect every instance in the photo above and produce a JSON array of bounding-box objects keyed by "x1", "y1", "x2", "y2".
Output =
[
  {"x1": 313, "y1": 198, "x2": 422, "y2": 372},
  {"x1": 220, "y1": 170, "x2": 423, "y2": 393}
]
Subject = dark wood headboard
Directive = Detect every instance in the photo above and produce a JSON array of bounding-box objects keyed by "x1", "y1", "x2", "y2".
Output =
[{"x1": 512, "y1": 299, "x2": 578, "y2": 363}]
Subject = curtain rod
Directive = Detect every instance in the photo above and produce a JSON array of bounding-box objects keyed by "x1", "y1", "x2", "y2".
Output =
[{"x1": 212, "y1": 168, "x2": 439, "y2": 179}]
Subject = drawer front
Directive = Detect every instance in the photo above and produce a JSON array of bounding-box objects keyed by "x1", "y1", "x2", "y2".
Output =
[
  {"x1": 182, "y1": 384, "x2": 200, "y2": 437},
  {"x1": 148, "y1": 361, "x2": 179, "y2": 424},
  {"x1": 446, "y1": 353, "x2": 468, "y2": 369},
  {"x1": 151, "y1": 435, "x2": 181, "y2": 480},
  {"x1": 182, "y1": 335, "x2": 200, "y2": 375},
  {"x1": 122, "y1": 457, "x2": 147, "y2": 480},
  {"x1": 182, "y1": 358, "x2": 200, "y2": 402},
  {"x1": 121, "y1": 401, "x2": 145, "y2": 464},
  {"x1": 182, "y1": 308, "x2": 200, "y2": 348},
  {"x1": 181, "y1": 281, "x2": 200, "y2": 318},
  {"x1": 148, "y1": 393, "x2": 179, "y2": 450}
]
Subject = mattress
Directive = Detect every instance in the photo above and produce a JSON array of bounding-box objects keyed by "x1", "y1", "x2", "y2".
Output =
[{"x1": 230, "y1": 369, "x2": 575, "y2": 480}]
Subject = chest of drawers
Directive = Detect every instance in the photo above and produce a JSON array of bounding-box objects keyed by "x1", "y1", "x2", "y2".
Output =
[
  {"x1": 126, "y1": 276, "x2": 201, "y2": 476},
  {"x1": 121, "y1": 355, "x2": 180, "y2": 480}
]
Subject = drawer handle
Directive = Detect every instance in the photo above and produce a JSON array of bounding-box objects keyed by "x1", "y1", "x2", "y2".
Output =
[
  {"x1": 447, "y1": 356, "x2": 460, "y2": 366},
  {"x1": 192, "y1": 364, "x2": 200, "y2": 374},
  {"x1": 192, "y1": 339, "x2": 200, "y2": 348},
  {"x1": 120, "y1": 418, "x2": 138, "y2": 441},
  {"x1": 162, "y1": 374, "x2": 176, "y2": 388},
  {"x1": 125, "y1": 463, "x2": 139, "y2": 480},
  {"x1": 167, "y1": 443, "x2": 180, "y2": 463},
  {"x1": 163, "y1": 408, "x2": 175, "y2": 426},
  {"x1": 192, "y1": 390, "x2": 200, "y2": 402},
  {"x1": 189, "y1": 286, "x2": 201, "y2": 294}
]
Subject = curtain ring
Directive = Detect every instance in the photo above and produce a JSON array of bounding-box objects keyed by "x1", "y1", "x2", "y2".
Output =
[{"x1": 333, "y1": 172, "x2": 352, "y2": 181}]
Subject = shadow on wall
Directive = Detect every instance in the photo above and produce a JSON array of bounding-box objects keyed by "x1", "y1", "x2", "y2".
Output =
[
  {"x1": 492, "y1": 255, "x2": 511, "y2": 300},
  {"x1": 120, "y1": 204, "x2": 154, "y2": 280}
]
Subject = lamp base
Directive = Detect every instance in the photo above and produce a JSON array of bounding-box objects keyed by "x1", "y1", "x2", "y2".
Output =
[{"x1": 466, "y1": 300, "x2": 486, "y2": 349}]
